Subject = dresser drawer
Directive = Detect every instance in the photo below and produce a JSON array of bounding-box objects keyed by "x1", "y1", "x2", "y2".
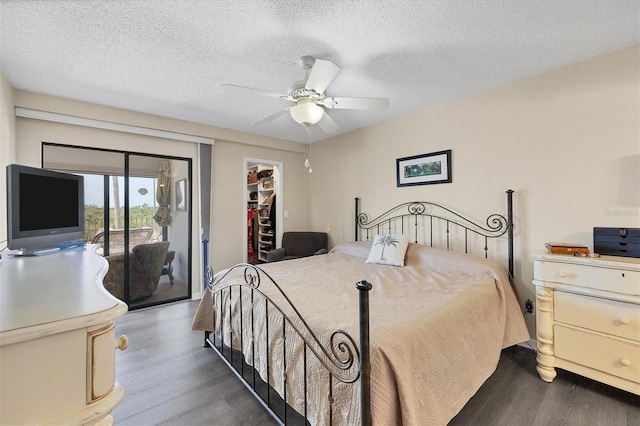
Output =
[
  {"x1": 555, "y1": 325, "x2": 640, "y2": 384},
  {"x1": 594, "y1": 227, "x2": 640, "y2": 241},
  {"x1": 594, "y1": 227, "x2": 640, "y2": 259},
  {"x1": 595, "y1": 243, "x2": 640, "y2": 258},
  {"x1": 554, "y1": 291, "x2": 640, "y2": 342},
  {"x1": 534, "y1": 260, "x2": 640, "y2": 295},
  {"x1": 87, "y1": 323, "x2": 116, "y2": 402}
]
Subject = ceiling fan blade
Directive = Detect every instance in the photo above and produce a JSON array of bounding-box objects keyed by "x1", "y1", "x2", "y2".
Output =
[
  {"x1": 317, "y1": 111, "x2": 339, "y2": 133},
  {"x1": 322, "y1": 96, "x2": 390, "y2": 111},
  {"x1": 305, "y1": 59, "x2": 341, "y2": 94},
  {"x1": 251, "y1": 109, "x2": 288, "y2": 125},
  {"x1": 223, "y1": 83, "x2": 289, "y2": 100}
]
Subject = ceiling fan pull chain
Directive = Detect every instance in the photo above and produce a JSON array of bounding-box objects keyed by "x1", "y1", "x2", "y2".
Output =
[{"x1": 305, "y1": 127, "x2": 312, "y2": 174}]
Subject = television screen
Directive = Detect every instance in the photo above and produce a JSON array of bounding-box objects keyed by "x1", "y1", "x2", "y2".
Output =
[
  {"x1": 7, "y1": 164, "x2": 84, "y2": 254},
  {"x1": 19, "y1": 173, "x2": 80, "y2": 231}
]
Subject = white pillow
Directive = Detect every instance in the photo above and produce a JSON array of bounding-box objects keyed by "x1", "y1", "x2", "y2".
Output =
[{"x1": 365, "y1": 234, "x2": 410, "y2": 266}]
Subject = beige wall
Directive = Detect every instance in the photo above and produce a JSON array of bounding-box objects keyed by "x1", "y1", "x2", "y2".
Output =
[
  {"x1": 8, "y1": 90, "x2": 308, "y2": 295},
  {"x1": 209, "y1": 139, "x2": 310, "y2": 272},
  {"x1": 309, "y1": 45, "x2": 640, "y2": 337},
  {"x1": 0, "y1": 72, "x2": 16, "y2": 247}
]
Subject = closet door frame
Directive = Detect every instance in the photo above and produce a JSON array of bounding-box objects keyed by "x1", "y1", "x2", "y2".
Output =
[{"x1": 243, "y1": 157, "x2": 283, "y2": 263}]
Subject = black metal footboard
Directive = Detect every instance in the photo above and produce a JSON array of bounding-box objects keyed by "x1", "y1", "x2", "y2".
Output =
[{"x1": 203, "y1": 264, "x2": 372, "y2": 426}]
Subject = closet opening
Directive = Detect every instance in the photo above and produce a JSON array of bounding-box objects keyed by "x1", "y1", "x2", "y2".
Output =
[{"x1": 244, "y1": 158, "x2": 283, "y2": 264}]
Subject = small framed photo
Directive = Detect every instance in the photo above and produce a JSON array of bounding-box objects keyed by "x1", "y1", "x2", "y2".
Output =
[
  {"x1": 396, "y1": 150, "x2": 452, "y2": 187},
  {"x1": 175, "y1": 178, "x2": 187, "y2": 211}
]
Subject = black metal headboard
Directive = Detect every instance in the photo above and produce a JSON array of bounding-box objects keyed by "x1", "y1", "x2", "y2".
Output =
[{"x1": 355, "y1": 189, "x2": 515, "y2": 279}]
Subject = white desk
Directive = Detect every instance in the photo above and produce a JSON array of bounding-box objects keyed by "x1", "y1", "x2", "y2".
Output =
[{"x1": 0, "y1": 245, "x2": 128, "y2": 425}]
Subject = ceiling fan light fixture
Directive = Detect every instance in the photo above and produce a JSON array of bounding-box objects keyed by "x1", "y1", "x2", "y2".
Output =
[{"x1": 290, "y1": 99, "x2": 324, "y2": 126}]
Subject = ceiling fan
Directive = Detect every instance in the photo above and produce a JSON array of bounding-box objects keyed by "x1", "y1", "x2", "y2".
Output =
[{"x1": 224, "y1": 55, "x2": 390, "y2": 133}]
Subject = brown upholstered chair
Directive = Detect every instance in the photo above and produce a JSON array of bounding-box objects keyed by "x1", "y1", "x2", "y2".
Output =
[
  {"x1": 91, "y1": 227, "x2": 154, "y2": 254},
  {"x1": 103, "y1": 241, "x2": 170, "y2": 301}
]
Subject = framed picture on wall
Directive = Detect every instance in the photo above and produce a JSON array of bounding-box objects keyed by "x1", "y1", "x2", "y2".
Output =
[
  {"x1": 175, "y1": 179, "x2": 187, "y2": 211},
  {"x1": 396, "y1": 150, "x2": 452, "y2": 187}
]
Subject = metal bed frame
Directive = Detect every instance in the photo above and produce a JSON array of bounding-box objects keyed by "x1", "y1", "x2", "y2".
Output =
[{"x1": 203, "y1": 190, "x2": 514, "y2": 425}]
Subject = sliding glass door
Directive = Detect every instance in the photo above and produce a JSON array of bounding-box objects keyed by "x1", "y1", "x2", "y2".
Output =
[
  {"x1": 127, "y1": 154, "x2": 191, "y2": 309},
  {"x1": 43, "y1": 144, "x2": 192, "y2": 309}
]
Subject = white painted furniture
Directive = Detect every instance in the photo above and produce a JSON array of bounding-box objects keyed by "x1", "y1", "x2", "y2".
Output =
[
  {"x1": 0, "y1": 246, "x2": 128, "y2": 425},
  {"x1": 532, "y1": 254, "x2": 640, "y2": 395}
]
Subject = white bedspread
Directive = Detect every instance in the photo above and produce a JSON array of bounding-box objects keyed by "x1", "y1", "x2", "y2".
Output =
[{"x1": 192, "y1": 242, "x2": 529, "y2": 425}]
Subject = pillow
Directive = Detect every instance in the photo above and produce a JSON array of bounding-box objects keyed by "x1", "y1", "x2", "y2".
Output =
[
  {"x1": 365, "y1": 234, "x2": 410, "y2": 266},
  {"x1": 329, "y1": 240, "x2": 373, "y2": 259},
  {"x1": 404, "y1": 242, "x2": 441, "y2": 263}
]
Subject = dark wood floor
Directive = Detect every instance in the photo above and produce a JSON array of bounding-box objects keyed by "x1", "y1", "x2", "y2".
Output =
[
  {"x1": 451, "y1": 343, "x2": 640, "y2": 425},
  {"x1": 112, "y1": 300, "x2": 639, "y2": 425}
]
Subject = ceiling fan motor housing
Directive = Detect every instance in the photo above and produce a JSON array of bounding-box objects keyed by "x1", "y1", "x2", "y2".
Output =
[
  {"x1": 288, "y1": 76, "x2": 323, "y2": 101},
  {"x1": 289, "y1": 87, "x2": 323, "y2": 101}
]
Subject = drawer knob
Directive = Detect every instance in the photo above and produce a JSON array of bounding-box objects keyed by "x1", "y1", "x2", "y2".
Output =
[
  {"x1": 618, "y1": 317, "x2": 631, "y2": 325},
  {"x1": 558, "y1": 272, "x2": 575, "y2": 279},
  {"x1": 115, "y1": 335, "x2": 129, "y2": 351},
  {"x1": 620, "y1": 358, "x2": 631, "y2": 367}
]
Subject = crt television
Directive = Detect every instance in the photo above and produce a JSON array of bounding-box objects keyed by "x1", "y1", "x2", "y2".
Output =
[{"x1": 6, "y1": 164, "x2": 84, "y2": 254}]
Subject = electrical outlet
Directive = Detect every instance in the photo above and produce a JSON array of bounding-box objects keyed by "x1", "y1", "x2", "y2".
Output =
[{"x1": 525, "y1": 299, "x2": 534, "y2": 314}]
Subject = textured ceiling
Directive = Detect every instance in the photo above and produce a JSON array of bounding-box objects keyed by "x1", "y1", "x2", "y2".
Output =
[{"x1": 1, "y1": 0, "x2": 638, "y2": 143}]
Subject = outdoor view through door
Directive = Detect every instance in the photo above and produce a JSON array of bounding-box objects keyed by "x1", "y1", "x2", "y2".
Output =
[{"x1": 43, "y1": 144, "x2": 192, "y2": 309}]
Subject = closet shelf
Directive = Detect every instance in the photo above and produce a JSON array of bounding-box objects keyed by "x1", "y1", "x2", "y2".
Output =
[{"x1": 247, "y1": 164, "x2": 276, "y2": 264}]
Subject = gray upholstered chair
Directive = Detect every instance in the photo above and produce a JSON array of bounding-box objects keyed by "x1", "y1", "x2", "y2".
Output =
[
  {"x1": 266, "y1": 232, "x2": 328, "y2": 262},
  {"x1": 103, "y1": 241, "x2": 170, "y2": 301}
]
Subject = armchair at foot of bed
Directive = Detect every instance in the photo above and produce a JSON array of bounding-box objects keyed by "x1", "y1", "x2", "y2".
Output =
[{"x1": 267, "y1": 231, "x2": 328, "y2": 262}]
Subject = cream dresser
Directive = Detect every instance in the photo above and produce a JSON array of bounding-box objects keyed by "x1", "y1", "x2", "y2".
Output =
[
  {"x1": 532, "y1": 253, "x2": 640, "y2": 394},
  {"x1": 0, "y1": 246, "x2": 128, "y2": 425}
]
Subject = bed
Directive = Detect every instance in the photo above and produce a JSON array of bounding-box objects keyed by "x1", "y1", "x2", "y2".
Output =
[{"x1": 192, "y1": 191, "x2": 529, "y2": 425}]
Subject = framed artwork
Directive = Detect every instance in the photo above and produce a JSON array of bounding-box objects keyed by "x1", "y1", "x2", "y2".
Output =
[
  {"x1": 396, "y1": 149, "x2": 452, "y2": 187},
  {"x1": 175, "y1": 179, "x2": 187, "y2": 211}
]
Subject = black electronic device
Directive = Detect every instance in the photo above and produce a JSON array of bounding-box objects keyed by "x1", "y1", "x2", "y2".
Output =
[
  {"x1": 594, "y1": 227, "x2": 640, "y2": 258},
  {"x1": 6, "y1": 164, "x2": 84, "y2": 255}
]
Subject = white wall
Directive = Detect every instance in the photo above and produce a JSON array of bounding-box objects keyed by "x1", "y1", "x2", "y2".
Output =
[
  {"x1": 309, "y1": 46, "x2": 640, "y2": 337},
  {"x1": 0, "y1": 72, "x2": 16, "y2": 249}
]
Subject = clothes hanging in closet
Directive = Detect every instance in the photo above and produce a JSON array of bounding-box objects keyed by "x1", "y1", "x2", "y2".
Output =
[
  {"x1": 266, "y1": 193, "x2": 276, "y2": 237},
  {"x1": 247, "y1": 208, "x2": 258, "y2": 262}
]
